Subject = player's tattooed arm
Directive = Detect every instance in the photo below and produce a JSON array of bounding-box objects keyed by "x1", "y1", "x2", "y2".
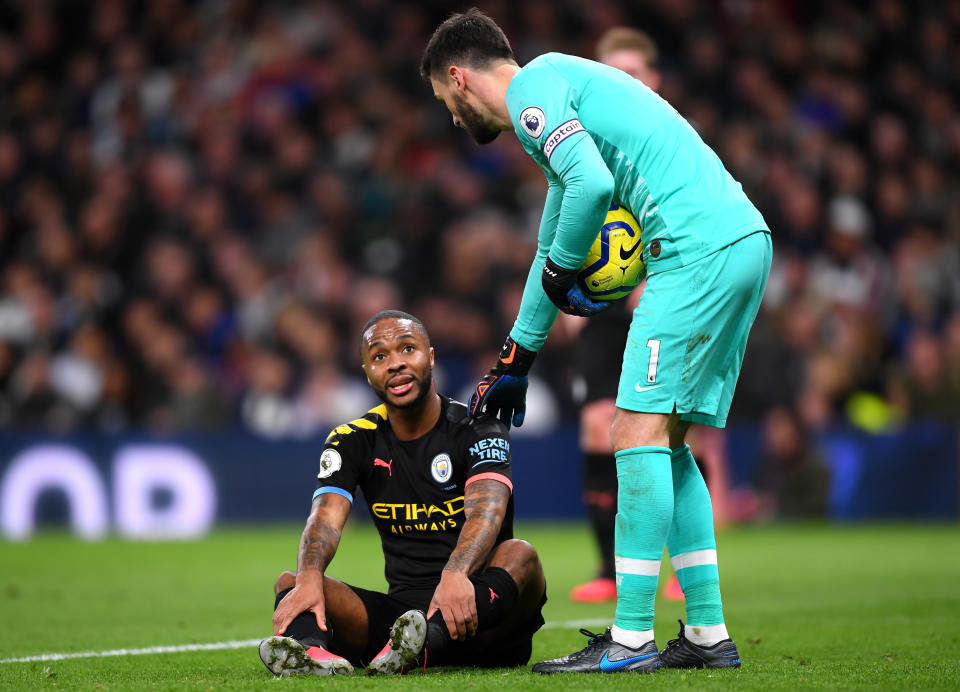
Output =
[
  {"x1": 429, "y1": 478, "x2": 510, "y2": 639},
  {"x1": 443, "y1": 479, "x2": 510, "y2": 576},
  {"x1": 273, "y1": 492, "x2": 351, "y2": 636},
  {"x1": 297, "y1": 493, "x2": 351, "y2": 573}
]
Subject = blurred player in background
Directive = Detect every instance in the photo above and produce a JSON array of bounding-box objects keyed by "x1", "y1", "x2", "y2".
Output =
[
  {"x1": 568, "y1": 26, "x2": 669, "y2": 605},
  {"x1": 594, "y1": 26, "x2": 662, "y2": 88},
  {"x1": 423, "y1": 9, "x2": 770, "y2": 673},
  {"x1": 260, "y1": 311, "x2": 546, "y2": 677}
]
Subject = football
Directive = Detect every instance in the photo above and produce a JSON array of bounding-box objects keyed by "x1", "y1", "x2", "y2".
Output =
[{"x1": 577, "y1": 203, "x2": 645, "y2": 301}]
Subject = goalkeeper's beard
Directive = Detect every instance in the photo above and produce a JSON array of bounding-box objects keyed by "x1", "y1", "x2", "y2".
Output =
[
  {"x1": 453, "y1": 92, "x2": 500, "y2": 145},
  {"x1": 373, "y1": 366, "x2": 435, "y2": 411}
]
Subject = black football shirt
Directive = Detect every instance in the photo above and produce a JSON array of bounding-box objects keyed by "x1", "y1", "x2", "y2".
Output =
[{"x1": 314, "y1": 396, "x2": 514, "y2": 596}]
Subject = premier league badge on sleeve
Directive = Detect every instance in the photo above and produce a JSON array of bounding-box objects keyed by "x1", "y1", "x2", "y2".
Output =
[
  {"x1": 430, "y1": 453, "x2": 452, "y2": 483},
  {"x1": 318, "y1": 448, "x2": 342, "y2": 479},
  {"x1": 519, "y1": 106, "x2": 546, "y2": 138}
]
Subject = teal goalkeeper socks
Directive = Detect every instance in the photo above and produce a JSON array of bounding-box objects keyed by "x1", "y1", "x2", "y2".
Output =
[
  {"x1": 666, "y1": 444, "x2": 725, "y2": 627},
  {"x1": 612, "y1": 446, "x2": 673, "y2": 634}
]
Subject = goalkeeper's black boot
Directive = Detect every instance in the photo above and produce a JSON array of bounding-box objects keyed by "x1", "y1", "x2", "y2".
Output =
[
  {"x1": 659, "y1": 620, "x2": 741, "y2": 669},
  {"x1": 367, "y1": 610, "x2": 427, "y2": 675},
  {"x1": 258, "y1": 635, "x2": 353, "y2": 677},
  {"x1": 532, "y1": 628, "x2": 661, "y2": 674}
]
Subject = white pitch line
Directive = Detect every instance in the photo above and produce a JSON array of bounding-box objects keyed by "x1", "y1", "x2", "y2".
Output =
[
  {"x1": 0, "y1": 619, "x2": 611, "y2": 665},
  {"x1": 0, "y1": 639, "x2": 263, "y2": 664}
]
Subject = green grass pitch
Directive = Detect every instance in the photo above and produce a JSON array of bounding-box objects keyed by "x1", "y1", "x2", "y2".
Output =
[{"x1": 1, "y1": 522, "x2": 958, "y2": 690}]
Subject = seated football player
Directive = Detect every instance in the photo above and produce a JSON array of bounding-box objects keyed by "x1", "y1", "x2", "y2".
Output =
[{"x1": 258, "y1": 310, "x2": 547, "y2": 677}]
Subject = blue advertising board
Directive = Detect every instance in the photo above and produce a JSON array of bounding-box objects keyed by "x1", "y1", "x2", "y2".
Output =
[
  {"x1": 0, "y1": 424, "x2": 955, "y2": 539},
  {"x1": 0, "y1": 428, "x2": 583, "y2": 539}
]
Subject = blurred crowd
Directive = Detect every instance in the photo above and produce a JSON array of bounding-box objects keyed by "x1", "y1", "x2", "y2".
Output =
[{"x1": 0, "y1": 0, "x2": 958, "y2": 442}]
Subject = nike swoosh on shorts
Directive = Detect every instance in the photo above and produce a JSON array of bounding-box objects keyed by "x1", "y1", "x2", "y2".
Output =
[{"x1": 634, "y1": 383, "x2": 664, "y2": 393}]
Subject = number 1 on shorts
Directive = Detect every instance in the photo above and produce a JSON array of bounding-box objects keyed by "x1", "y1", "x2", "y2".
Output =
[{"x1": 646, "y1": 339, "x2": 661, "y2": 383}]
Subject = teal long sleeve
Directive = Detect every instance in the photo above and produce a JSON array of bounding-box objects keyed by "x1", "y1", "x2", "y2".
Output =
[
  {"x1": 509, "y1": 182, "x2": 562, "y2": 351},
  {"x1": 509, "y1": 135, "x2": 614, "y2": 352},
  {"x1": 547, "y1": 131, "x2": 615, "y2": 270}
]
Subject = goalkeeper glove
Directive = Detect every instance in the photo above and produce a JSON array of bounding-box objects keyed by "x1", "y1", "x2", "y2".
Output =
[
  {"x1": 542, "y1": 257, "x2": 612, "y2": 317},
  {"x1": 468, "y1": 335, "x2": 536, "y2": 428}
]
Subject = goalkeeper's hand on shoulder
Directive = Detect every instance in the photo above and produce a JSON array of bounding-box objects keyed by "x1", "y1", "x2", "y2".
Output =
[
  {"x1": 542, "y1": 257, "x2": 612, "y2": 317},
  {"x1": 468, "y1": 335, "x2": 536, "y2": 429}
]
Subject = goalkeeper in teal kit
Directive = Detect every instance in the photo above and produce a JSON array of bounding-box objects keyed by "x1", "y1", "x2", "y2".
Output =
[{"x1": 422, "y1": 10, "x2": 770, "y2": 673}]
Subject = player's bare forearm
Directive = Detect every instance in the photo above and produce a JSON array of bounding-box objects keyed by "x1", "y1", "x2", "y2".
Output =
[
  {"x1": 430, "y1": 479, "x2": 508, "y2": 639},
  {"x1": 443, "y1": 479, "x2": 510, "y2": 576},
  {"x1": 297, "y1": 493, "x2": 351, "y2": 575},
  {"x1": 298, "y1": 520, "x2": 339, "y2": 573},
  {"x1": 273, "y1": 494, "x2": 351, "y2": 634}
]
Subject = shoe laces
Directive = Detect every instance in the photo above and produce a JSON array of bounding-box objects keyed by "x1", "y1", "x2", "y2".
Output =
[
  {"x1": 579, "y1": 628, "x2": 609, "y2": 646},
  {"x1": 665, "y1": 620, "x2": 686, "y2": 649}
]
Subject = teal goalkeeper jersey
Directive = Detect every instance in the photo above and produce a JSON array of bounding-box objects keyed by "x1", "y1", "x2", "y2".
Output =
[{"x1": 505, "y1": 53, "x2": 769, "y2": 351}]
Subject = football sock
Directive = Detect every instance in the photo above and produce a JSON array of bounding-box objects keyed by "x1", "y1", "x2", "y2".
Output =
[
  {"x1": 472, "y1": 566, "x2": 519, "y2": 630},
  {"x1": 666, "y1": 444, "x2": 726, "y2": 637},
  {"x1": 273, "y1": 587, "x2": 331, "y2": 649},
  {"x1": 612, "y1": 446, "x2": 673, "y2": 640},
  {"x1": 426, "y1": 612, "x2": 452, "y2": 663},
  {"x1": 611, "y1": 625, "x2": 655, "y2": 649},
  {"x1": 684, "y1": 622, "x2": 730, "y2": 647},
  {"x1": 583, "y1": 452, "x2": 618, "y2": 579}
]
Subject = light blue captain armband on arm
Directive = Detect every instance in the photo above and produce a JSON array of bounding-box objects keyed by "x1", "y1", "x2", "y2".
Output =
[{"x1": 312, "y1": 486, "x2": 353, "y2": 504}]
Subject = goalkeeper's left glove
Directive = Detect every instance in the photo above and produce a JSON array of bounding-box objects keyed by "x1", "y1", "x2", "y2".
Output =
[
  {"x1": 468, "y1": 335, "x2": 536, "y2": 429},
  {"x1": 542, "y1": 257, "x2": 612, "y2": 317}
]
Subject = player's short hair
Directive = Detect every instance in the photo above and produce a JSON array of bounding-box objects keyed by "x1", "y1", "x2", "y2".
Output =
[
  {"x1": 420, "y1": 8, "x2": 516, "y2": 81},
  {"x1": 595, "y1": 27, "x2": 659, "y2": 66},
  {"x1": 359, "y1": 310, "x2": 430, "y2": 351}
]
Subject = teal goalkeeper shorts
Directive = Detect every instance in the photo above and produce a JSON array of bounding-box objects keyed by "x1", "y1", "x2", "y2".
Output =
[{"x1": 616, "y1": 230, "x2": 772, "y2": 428}]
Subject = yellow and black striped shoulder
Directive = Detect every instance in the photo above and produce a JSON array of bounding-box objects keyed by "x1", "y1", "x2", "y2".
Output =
[{"x1": 324, "y1": 405, "x2": 388, "y2": 446}]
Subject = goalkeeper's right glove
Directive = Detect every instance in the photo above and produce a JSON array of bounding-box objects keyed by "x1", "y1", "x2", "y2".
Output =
[
  {"x1": 468, "y1": 335, "x2": 536, "y2": 429},
  {"x1": 542, "y1": 257, "x2": 612, "y2": 316}
]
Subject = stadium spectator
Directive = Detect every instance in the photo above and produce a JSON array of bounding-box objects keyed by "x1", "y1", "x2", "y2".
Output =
[
  {"x1": 888, "y1": 329, "x2": 960, "y2": 423},
  {"x1": 0, "y1": 0, "x2": 953, "y2": 456},
  {"x1": 732, "y1": 407, "x2": 831, "y2": 521}
]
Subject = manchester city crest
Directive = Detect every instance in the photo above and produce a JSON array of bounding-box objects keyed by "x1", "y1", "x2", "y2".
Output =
[{"x1": 430, "y1": 453, "x2": 452, "y2": 483}]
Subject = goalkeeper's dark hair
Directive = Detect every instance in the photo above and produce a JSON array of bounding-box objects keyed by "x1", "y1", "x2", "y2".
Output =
[
  {"x1": 359, "y1": 310, "x2": 430, "y2": 351},
  {"x1": 420, "y1": 8, "x2": 516, "y2": 81}
]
